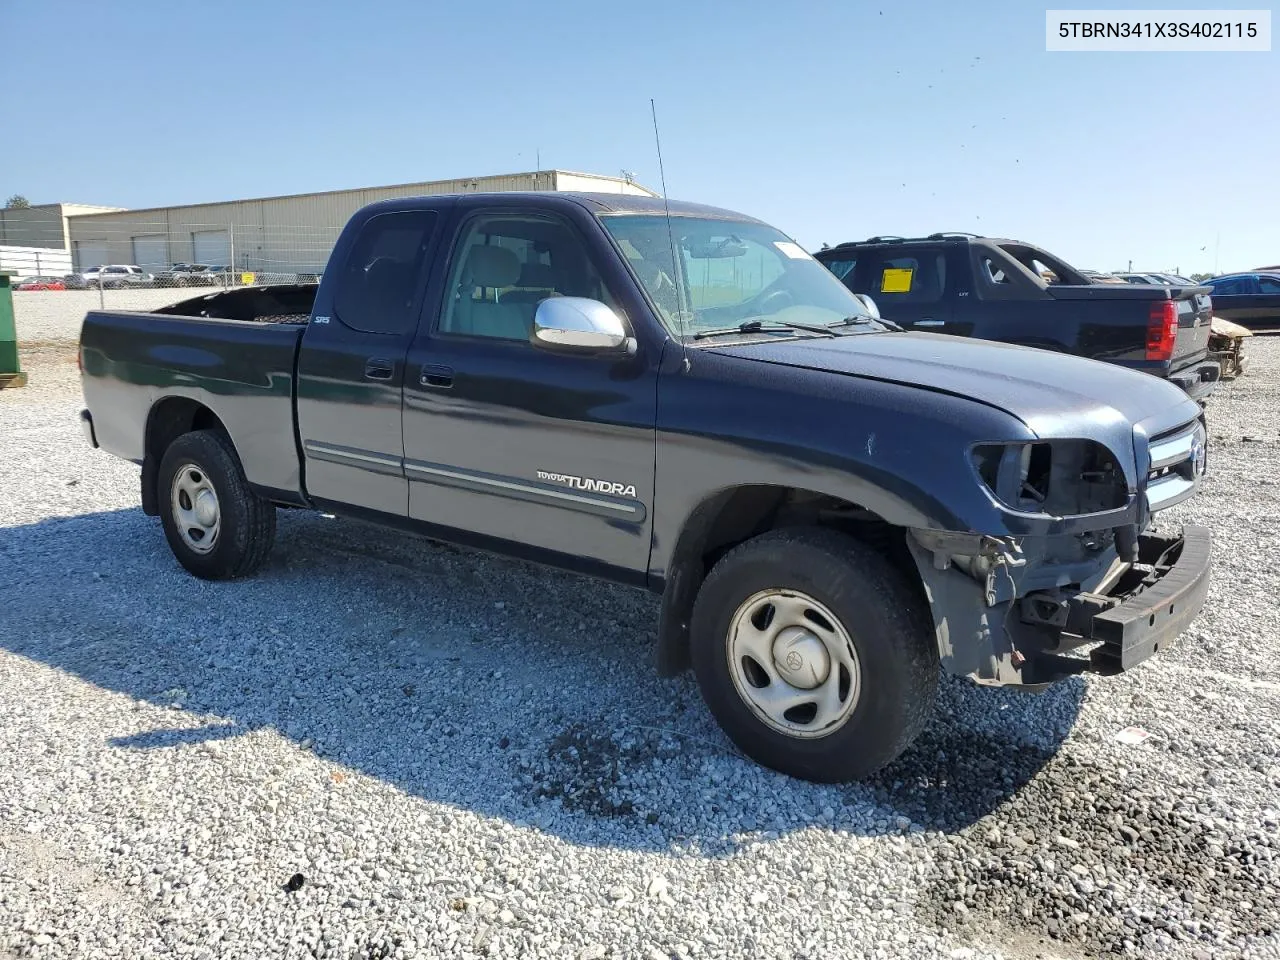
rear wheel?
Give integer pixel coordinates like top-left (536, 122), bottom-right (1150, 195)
top-left (157, 430), bottom-right (276, 580)
top-left (690, 528), bottom-right (937, 782)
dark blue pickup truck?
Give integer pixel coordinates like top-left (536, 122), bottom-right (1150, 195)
top-left (814, 234), bottom-right (1221, 401)
top-left (79, 193), bottom-right (1212, 782)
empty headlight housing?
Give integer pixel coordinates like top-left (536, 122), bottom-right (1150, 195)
top-left (971, 440), bottom-right (1129, 516)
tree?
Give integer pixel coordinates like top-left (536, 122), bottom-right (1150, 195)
top-left (4, 195), bottom-right (30, 209)
top-left (1190, 272), bottom-right (1213, 282)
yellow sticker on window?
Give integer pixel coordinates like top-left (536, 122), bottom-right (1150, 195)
top-left (881, 267), bottom-right (913, 293)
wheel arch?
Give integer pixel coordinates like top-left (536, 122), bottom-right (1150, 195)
top-left (654, 483), bottom-right (925, 677)
top-left (141, 398), bottom-right (231, 515)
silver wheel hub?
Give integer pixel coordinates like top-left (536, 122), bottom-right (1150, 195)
top-left (772, 626), bottom-right (830, 689)
top-left (171, 464), bottom-right (220, 555)
top-left (726, 589), bottom-right (861, 739)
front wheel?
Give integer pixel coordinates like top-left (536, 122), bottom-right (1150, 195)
top-left (690, 528), bottom-right (938, 782)
top-left (157, 430), bottom-right (276, 580)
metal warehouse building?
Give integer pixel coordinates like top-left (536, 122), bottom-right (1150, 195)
top-left (65, 170), bottom-right (658, 276)
top-left (0, 202), bottom-right (125, 250)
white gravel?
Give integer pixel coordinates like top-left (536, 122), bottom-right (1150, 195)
top-left (10, 289), bottom-right (206, 345)
top-left (1, 295), bottom-right (1278, 960)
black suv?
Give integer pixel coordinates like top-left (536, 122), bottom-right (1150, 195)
top-left (814, 234), bottom-right (1219, 399)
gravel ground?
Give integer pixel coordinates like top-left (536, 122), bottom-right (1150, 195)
top-left (1, 296), bottom-right (1278, 960)
top-left (10, 289), bottom-right (222, 345)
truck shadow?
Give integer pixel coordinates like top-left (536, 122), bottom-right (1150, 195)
top-left (0, 506), bottom-right (1084, 853)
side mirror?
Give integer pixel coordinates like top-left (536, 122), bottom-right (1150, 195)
top-left (851, 292), bottom-right (881, 319)
top-left (532, 297), bottom-right (636, 356)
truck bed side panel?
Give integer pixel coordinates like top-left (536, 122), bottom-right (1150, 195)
top-left (80, 310), bottom-right (306, 496)
top-left (1044, 284), bottom-right (1212, 370)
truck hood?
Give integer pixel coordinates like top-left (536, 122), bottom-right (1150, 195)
top-left (707, 332), bottom-right (1201, 441)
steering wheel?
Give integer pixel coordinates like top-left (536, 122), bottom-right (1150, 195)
top-left (753, 288), bottom-right (794, 317)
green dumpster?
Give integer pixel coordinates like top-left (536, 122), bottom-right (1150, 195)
top-left (0, 270), bottom-right (26, 389)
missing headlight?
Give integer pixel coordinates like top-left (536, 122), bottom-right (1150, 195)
top-left (971, 440), bottom-right (1128, 516)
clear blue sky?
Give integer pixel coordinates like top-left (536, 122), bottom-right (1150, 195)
top-left (4, 0), bottom-right (1276, 273)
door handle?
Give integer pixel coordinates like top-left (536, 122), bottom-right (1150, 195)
top-left (364, 358), bottom-right (395, 380)
top-left (913, 319), bottom-right (945, 327)
top-left (419, 363), bottom-right (454, 388)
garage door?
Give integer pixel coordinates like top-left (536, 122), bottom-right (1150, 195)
top-left (73, 240), bottom-right (108, 271)
top-left (192, 230), bottom-right (231, 265)
top-left (131, 235), bottom-right (168, 273)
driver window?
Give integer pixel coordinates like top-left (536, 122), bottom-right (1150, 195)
top-left (439, 214), bottom-right (618, 341)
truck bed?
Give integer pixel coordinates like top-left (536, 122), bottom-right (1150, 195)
top-left (1044, 282), bottom-right (1213, 371)
top-left (153, 284), bottom-right (319, 325)
top-left (79, 291), bottom-right (309, 498)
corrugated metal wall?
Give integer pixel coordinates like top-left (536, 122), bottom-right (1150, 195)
top-left (64, 172), bottom-right (660, 274)
top-left (0, 245), bottom-right (73, 276)
top-left (0, 205), bottom-right (66, 250)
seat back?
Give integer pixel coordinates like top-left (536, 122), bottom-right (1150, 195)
top-left (450, 245), bottom-right (527, 339)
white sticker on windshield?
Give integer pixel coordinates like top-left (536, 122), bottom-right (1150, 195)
top-left (773, 241), bottom-right (811, 260)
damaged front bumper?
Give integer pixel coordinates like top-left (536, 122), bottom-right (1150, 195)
top-left (907, 524), bottom-right (1212, 688)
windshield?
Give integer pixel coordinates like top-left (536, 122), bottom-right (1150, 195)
top-left (600, 215), bottom-right (875, 339)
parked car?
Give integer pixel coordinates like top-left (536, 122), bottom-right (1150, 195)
top-left (201, 265), bottom-right (235, 287)
top-left (102, 265), bottom-right (152, 289)
top-left (153, 264), bottom-right (194, 288)
top-left (154, 264), bottom-right (212, 288)
top-left (1199, 272), bottom-right (1280, 329)
top-left (1079, 269), bottom-right (1129, 284)
top-left (61, 272), bottom-right (91, 290)
top-left (14, 276), bottom-right (67, 291)
top-left (813, 235), bottom-right (1219, 401)
top-left (79, 192), bottom-right (1212, 783)
top-left (82, 265), bottom-right (152, 289)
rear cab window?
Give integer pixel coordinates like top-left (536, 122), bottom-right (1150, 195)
top-left (333, 210), bottom-right (439, 335)
top-left (865, 253), bottom-right (946, 303)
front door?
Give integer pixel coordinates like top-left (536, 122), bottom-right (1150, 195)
top-left (401, 205), bottom-right (658, 580)
top-left (296, 207), bottom-right (443, 515)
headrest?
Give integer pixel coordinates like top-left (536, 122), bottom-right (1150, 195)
top-left (463, 245), bottom-right (520, 288)
top-left (515, 262), bottom-right (558, 288)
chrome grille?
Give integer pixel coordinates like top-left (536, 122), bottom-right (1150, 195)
top-left (1145, 420), bottom-right (1207, 512)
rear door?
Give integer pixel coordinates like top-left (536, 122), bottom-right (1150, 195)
top-left (855, 247), bottom-right (958, 333)
top-left (295, 205), bottom-right (446, 515)
top-left (192, 230), bottom-right (231, 266)
top-left (1253, 275), bottom-right (1280, 324)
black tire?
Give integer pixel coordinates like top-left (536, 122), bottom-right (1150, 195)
top-left (157, 430), bottom-right (276, 580)
top-left (689, 527), bottom-right (938, 783)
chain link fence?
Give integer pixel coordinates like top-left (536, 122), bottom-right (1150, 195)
top-left (2, 215), bottom-right (342, 309)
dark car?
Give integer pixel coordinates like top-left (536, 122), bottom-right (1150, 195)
top-left (1199, 273), bottom-right (1280, 330)
top-left (154, 264), bottom-right (209, 288)
top-left (813, 235), bottom-right (1218, 401)
top-left (201, 265), bottom-right (236, 287)
top-left (78, 192), bottom-right (1212, 783)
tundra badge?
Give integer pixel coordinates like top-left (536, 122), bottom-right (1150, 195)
top-left (536, 470), bottom-right (637, 498)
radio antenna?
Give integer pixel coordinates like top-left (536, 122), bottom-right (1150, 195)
top-left (650, 98), bottom-right (689, 346)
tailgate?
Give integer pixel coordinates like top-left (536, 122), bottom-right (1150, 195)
top-left (1170, 287), bottom-right (1212, 369)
